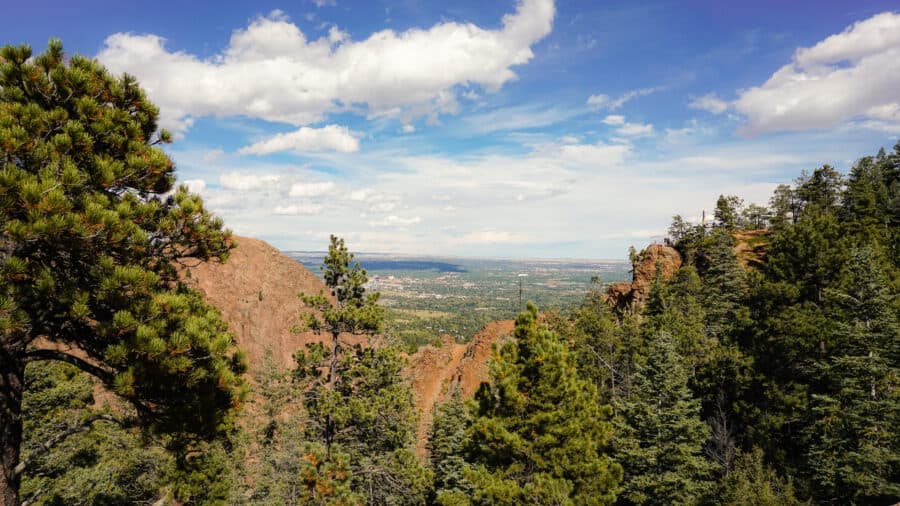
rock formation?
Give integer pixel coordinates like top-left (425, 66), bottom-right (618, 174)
top-left (404, 320), bottom-right (515, 457)
top-left (606, 243), bottom-right (682, 311)
top-left (177, 235), bottom-right (338, 370)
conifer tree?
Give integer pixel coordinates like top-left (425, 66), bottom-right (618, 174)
top-left (428, 387), bottom-right (472, 505)
top-left (804, 245), bottom-right (900, 503)
top-left (0, 41), bottom-right (246, 505)
top-left (464, 303), bottom-right (622, 505)
top-left (614, 332), bottom-right (714, 505)
top-left (720, 448), bottom-right (805, 506)
top-left (714, 195), bottom-right (743, 230)
top-left (294, 236), bottom-right (430, 505)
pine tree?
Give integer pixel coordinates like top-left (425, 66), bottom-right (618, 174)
top-left (294, 236), bottom-right (430, 505)
top-left (0, 41), bottom-right (246, 505)
top-left (804, 245), bottom-right (900, 503)
top-left (464, 302), bottom-right (622, 505)
top-left (615, 332), bottom-right (715, 505)
top-left (714, 195), bottom-right (744, 230)
top-left (428, 387), bottom-right (472, 505)
top-left (720, 448), bottom-right (805, 506)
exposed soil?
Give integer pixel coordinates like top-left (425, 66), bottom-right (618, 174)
top-left (732, 229), bottom-right (769, 270)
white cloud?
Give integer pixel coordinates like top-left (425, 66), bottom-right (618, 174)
top-left (401, 124), bottom-right (416, 133)
top-left (349, 188), bottom-right (377, 201)
top-left (617, 122), bottom-right (654, 137)
top-left (181, 179), bottom-right (206, 194)
top-left (602, 114), bottom-right (625, 125)
top-left (369, 201), bottom-right (398, 213)
top-left (588, 87), bottom-right (658, 111)
top-left (463, 103), bottom-right (581, 133)
top-left (369, 215), bottom-right (422, 227)
top-left (586, 94), bottom-right (610, 109)
top-left (96, 0), bottom-right (555, 133)
top-left (239, 125), bottom-right (360, 155)
top-left (219, 172), bottom-right (281, 190)
top-left (202, 149), bottom-right (225, 162)
top-left (688, 93), bottom-right (728, 114)
top-left (288, 181), bottom-right (336, 197)
top-left (734, 11), bottom-right (900, 134)
top-left (273, 203), bottom-right (324, 215)
top-left (459, 230), bottom-right (527, 244)
top-left (312, 0), bottom-right (336, 7)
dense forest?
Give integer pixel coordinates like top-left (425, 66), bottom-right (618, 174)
top-left (2, 43), bottom-right (899, 505)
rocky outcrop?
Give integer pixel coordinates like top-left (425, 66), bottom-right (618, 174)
top-left (606, 243), bottom-right (682, 311)
top-left (405, 320), bottom-right (515, 457)
top-left (177, 235), bottom-right (338, 370)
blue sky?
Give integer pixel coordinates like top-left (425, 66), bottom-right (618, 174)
top-left (5, 0), bottom-right (900, 258)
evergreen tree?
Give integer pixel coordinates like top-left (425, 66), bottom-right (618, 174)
top-left (714, 195), bottom-right (744, 230)
top-left (0, 41), bottom-right (246, 505)
top-left (614, 332), bottom-right (715, 505)
top-left (465, 303), bottom-right (622, 505)
top-left (795, 165), bottom-right (843, 212)
top-left (767, 184), bottom-right (798, 228)
top-left (720, 448), bottom-right (805, 506)
top-left (804, 246), bottom-right (900, 503)
top-left (295, 236), bottom-right (430, 505)
top-left (741, 204), bottom-right (770, 230)
top-left (18, 362), bottom-right (175, 505)
top-left (428, 387), bottom-right (472, 505)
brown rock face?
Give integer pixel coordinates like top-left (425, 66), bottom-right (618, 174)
top-left (405, 320), bottom-right (515, 458)
top-left (606, 243), bottom-right (682, 311)
top-left (178, 235), bottom-right (333, 370)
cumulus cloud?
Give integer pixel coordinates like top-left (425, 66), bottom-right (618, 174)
top-left (601, 115), bottom-right (625, 126)
top-left (181, 179), bottom-right (206, 194)
top-left (288, 181), bottom-right (336, 197)
top-left (273, 203), bottom-right (323, 215)
top-left (688, 93), bottom-right (728, 114)
top-left (239, 125), bottom-right (360, 155)
top-left (734, 11), bottom-right (900, 134)
top-left (96, 0), bottom-right (556, 134)
top-left (617, 122), bottom-right (654, 137)
top-left (588, 87), bottom-right (658, 111)
top-left (219, 172), bottom-right (281, 190)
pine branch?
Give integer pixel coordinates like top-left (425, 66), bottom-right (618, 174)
top-left (24, 348), bottom-right (115, 383)
top-left (13, 414), bottom-right (127, 477)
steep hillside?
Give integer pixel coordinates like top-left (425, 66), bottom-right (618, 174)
top-left (177, 235), bottom-right (334, 370)
top-left (175, 236), bottom-right (517, 458)
top-left (406, 320), bottom-right (515, 457)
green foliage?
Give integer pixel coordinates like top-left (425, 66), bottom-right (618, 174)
top-left (614, 331), bottom-right (715, 505)
top-left (720, 448), bottom-right (806, 506)
top-left (428, 387), bottom-right (472, 504)
top-left (462, 302), bottom-right (622, 505)
top-left (0, 40), bottom-right (246, 504)
top-left (295, 237), bottom-right (430, 505)
top-left (19, 362), bottom-right (174, 505)
top-left (715, 195), bottom-right (744, 230)
top-left (803, 245), bottom-right (900, 503)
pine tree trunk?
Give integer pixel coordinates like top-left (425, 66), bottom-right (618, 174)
top-left (0, 346), bottom-right (24, 506)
